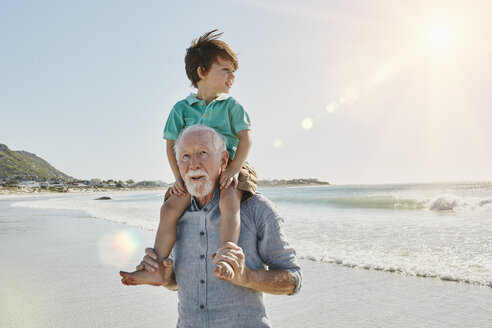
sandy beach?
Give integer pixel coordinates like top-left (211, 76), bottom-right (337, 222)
top-left (1, 196), bottom-right (491, 328)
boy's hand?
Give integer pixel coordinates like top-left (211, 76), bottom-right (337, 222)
top-left (171, 177), bottom-right (187, 196)
top-left (220, 167), bottom-right (240, 189)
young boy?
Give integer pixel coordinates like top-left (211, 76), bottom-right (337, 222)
top-left (124, 30), bottom-right (256, 282)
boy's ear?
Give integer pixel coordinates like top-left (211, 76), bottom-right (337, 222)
top-left (197, 66), bottom-right (207, 79)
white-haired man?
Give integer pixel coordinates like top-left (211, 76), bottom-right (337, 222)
top-left (120, 125), bottom-right (301, 327)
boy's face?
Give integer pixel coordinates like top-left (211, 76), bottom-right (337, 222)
top-left (199, 57), bottom-right (236, 94)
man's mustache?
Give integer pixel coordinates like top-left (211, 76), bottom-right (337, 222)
top-left (185, 169), bottom-right (209, 180)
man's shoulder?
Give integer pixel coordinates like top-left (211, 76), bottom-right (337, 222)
top-left (241, 193), bottom-right (282, 221)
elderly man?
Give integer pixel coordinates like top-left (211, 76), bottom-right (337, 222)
top-left (120, 125), bottom-right (301, 327)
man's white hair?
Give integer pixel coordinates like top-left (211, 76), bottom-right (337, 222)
top-left (174, 125), bottom-right (227, 160)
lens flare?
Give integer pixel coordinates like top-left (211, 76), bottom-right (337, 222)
top-left (301, 118), bottom-right (313, 130)
top-left (273, 138), bottom-right (283, 148)
top-left (343, 86), bottom-right (361, 104)
top-left (325, 103), bottom-right (338, 113)
top-left (371, 67), bottom-right (390, 84)
top-left (0, 273), bottom-right (54, 326)
top-left (98, 229), bottom-right (140, 268)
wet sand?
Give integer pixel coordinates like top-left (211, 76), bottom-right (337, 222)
top-left (1, 198), bottom-right (491, 327)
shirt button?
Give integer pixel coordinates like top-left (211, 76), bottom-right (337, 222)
top-left (200, 305), bottom-right (205, 309)
top-left (205, 113), bottom-right (209, 117)
top-left (200, 279), bottom-right (205, 284)
top-left (200, 254), bottom-right (205, 259)
top-left (200, 231), bottom-right (205, 236)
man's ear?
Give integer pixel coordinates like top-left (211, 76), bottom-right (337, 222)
top-left (220, 151), bottom-right (229, 171)
top-left (197, 66), bottom-right (207, 80)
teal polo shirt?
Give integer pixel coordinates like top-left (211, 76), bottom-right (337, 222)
top-left (163, 93), bottom-right (251, 160)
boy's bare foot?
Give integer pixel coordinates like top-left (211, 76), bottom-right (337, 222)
top-left (214, 261), bottom-right (235, 280)
top-left (120, 267), bottom-right (164, 286)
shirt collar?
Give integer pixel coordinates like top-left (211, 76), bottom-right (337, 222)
top-left (189, 188), bottom-right (220, 211)
top-left (185, 93), bottom-right (229, 105)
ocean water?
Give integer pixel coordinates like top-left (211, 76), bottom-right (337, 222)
top-left (10, 181), bottom-right (492, 287)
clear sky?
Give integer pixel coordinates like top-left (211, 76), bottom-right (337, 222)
top-left (2, 0), bottom-right (491, 184)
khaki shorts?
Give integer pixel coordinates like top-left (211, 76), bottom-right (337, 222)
top-left (164, 162), bottom-right (257, 202)
top-left (237, 162), bottom-right (257, 202)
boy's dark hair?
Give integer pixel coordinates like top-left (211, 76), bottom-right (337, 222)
top-left (185, 30), bottom-right (238, 88)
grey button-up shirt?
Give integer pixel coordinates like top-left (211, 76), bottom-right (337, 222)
top-left (171, 189), bottom-right (301, 328)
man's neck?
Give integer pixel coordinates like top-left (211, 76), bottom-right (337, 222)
top-left (194, 186), bottom-right (218, 208)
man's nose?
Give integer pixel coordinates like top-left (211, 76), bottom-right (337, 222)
top-left (189, 154), bottom-right (201, 169)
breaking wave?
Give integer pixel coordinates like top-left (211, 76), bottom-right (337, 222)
top-left (268, 193), bottom-right (492, 212)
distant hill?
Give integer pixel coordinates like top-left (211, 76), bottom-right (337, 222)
top-left (0, 143), bottom-right (73, 182)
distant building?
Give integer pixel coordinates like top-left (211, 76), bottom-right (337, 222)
top-left (90, 179), bottom-right (102, 187)
top-left (69, 182), bottom-right (89, 188)
top-left (17, 181), bottom-right (40, 189)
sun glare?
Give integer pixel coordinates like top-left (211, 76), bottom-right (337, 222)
top-left (427, 24), bottom-right (453, 50)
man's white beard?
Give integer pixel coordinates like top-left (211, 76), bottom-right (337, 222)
top-left (184, 169), bottom-right (214, 197)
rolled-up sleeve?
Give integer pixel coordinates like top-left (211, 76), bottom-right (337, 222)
top-left (256, 204), bottom-right (302, 295)
top-left (286, 268), bottom-right (302, 295)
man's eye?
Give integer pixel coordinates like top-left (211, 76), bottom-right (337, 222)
top-left (181, 154), bottom-right (190, 161)
top-left (200, 151), bottom-right (208, 157)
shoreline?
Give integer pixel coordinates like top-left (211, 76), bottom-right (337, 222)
top-left (5, 188), bottom-right (492, 288)
top-left (0, 183), bottom-right (331, 198)
top-left (0, 186), bottom-right (165, 196)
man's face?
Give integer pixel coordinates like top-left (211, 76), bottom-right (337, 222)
top-left (176, 131), bottom-right (227, 198)
top-left (200, 57), bottom-right (235, 94)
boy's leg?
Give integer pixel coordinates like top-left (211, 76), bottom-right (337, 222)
top-left (119, 193), bottom-right (191, 286)
top-left (216, 188), bottom-right (242, 280)
top-left (154, 193), bottom-right (192, 260)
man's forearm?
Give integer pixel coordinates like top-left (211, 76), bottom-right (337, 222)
top-left (242, 268), bottom-right (296, 295)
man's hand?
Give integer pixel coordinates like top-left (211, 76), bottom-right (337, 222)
top-left (171, 177), bottom-right (187, 196)
top-left (219, 167), bottom-right (240, 189)
top-left (212, 242), bottom-right (297, 295)
top-left (212, 242), bottom-right (250, 287)
top-left (136, 247), bottom-right (161, 272)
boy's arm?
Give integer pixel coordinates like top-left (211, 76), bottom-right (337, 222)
top-left (166, 139), bottom-right (187, 195)
top-left (219, 129), bottom-right (252, 189)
